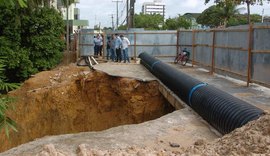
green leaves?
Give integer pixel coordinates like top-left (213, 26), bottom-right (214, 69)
top-left (17, 0), bottom-right (27, 7)
top-left (134, 13), bottom-right (164, 30)
top-left (0, 96), bottom-right (17, 139)
top-left (0, 59), bottom-right (18, 138)
top-left (21, 7), bottom-right (65, 71)
top-left (0, 0), bottom-right (27, 7)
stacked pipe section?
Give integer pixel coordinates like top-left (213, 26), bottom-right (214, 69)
top-left (139, 52), bottom-right (264, 134)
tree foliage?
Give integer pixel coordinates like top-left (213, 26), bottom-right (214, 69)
top-left (0, 58), bottom-right (19, 138)
top-left (0, 0), bottom-right (27, 7)
top-left (197, 2), bottom-right (241, 28)
top-left (204, 0), bottom-right (270, 23)
top-left (21, 7), bottom-right (65, 71)
top-left (0, 2), bottom-right (65, 138)
top-left (0, 5), bottom-right (65, 81)
top-left (164, 15), bottom-right (192, 30)
top-left (134, 13), bottom-right (164, 30)
top-left (197, 5), bottom-right (223, 28)
top-left (197, 3), bottom-right (262, 27)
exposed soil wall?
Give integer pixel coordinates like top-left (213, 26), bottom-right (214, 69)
top-left (0, 65), bottom-right (174, 152)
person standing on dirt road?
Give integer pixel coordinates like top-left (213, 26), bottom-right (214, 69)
top-left (106, 36), bottom-right (111, 60)
top-left (99, 34), bottom-right (104, 56)
top-left (120, 34), bottom-right (131, 63)
top-left (93, 34), bottom-right (102, 57)
top-left (110, 34), bottom-right (116, 61)
top-left (114, 34), bottom-right (122, 62)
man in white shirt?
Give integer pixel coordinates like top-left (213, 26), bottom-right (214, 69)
top-left (120, 34), bottom-right (131, 63)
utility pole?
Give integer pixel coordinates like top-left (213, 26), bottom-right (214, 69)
top-left (126, 0), bottom-right (129, 29)
top-left (111, 14), bottom-right (115, 30)
top-left (112, 0), bottom-right (123, 30)
top-left (129, 0), bottom-right (135, 28)
top-left (262, 8), bottom-right (264, 23)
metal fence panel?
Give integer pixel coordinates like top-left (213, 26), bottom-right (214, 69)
top-left (253, 28), bottom-right (270, 50)
top-left (195, 31), bottom-right (213, 45)
top-left (252, 53), bottom-right (270, 84)
top-left (215, 48), bottom-right (248, 76)
top-left (78, 25), bottom-right (270, 87)
top-left (215, 31), bottom-right (248, 48)
top-left (135, 31), bottom-right (177, 45)
top-left (136, 46), bottom-right (176, 56)
top-left (179, 31), bottom-right (193, 45)
top-left (79, 29), bottom-right (95, 56)
top-left (252, 26), bottom-right (270, 84)
top-left (195, 46), bottom-right (212, 66)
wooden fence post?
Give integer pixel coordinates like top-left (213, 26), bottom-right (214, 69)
top-left (211, 30), bottom-right (216, 74)
top-left (134, 32), bottom-right (137, 62)
top-left (247, 24), bottom-right (253, 87)
top-left (192, 30), bottom-right (196, 67)
top-left (176, 30), bottom-right (180, 56)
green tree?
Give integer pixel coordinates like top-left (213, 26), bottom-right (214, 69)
top-left (0, 0), bottom-right (27, 7)
top-left (217, 1), bottom-right (241, 27)
top-left (205, 0), bottom-right (270, 24)
top-left (227, 14), bottom-right (261, 26)
top-left (198, 2), bottom-right (241, 27)
top-left (0, 58), bottom-right (19, 138)
top-left (165, 18), bottom-right (178, 30)
top-left (176, 15), bottom-right (192, 29)
top-left (134, 13), bottom-right (164, 30)
top-left (197, 5), bottom-right (223, 28)
top-left (21, 7), bottom-right (65, 71)
top-left (164, 15), bottom-right (192, 30)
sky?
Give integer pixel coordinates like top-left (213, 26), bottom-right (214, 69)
top-left (76, 0), bottom-right (270, 28)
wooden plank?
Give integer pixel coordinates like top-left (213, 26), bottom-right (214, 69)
top-left (251, 50), bottom-right (270, 53)
top-left (211, 31), bottom-right (216, 75)
top-left (247, 24), bottom-right (253, 87)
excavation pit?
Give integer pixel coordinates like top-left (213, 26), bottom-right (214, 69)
top-left (0, 64), bottom-right (175, 152)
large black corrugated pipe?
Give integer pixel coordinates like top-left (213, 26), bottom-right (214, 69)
top-left (139, 52), bottom-right (203, 103)
top-left (139, 52), bottom-right (264, 134)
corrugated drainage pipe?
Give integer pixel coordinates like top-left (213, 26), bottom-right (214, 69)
top-left (139, 52), bottom-right (264, 134)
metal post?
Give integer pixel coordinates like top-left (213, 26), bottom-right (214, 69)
top-left (130, 0), bottom-right (135, 28)
top-left (247, 24), bottom-right (253, 87)
top-left (126, 0), bottom-right (129, 29)
top-left (134, 32), bottom-right (137, 61)
top-left (211, 30), bottom-right (216, 75)
top-left (176, 30), bottom-right (180, 56)
top-left (192, 30), bottom-right (196, 67)
top-left (112, 0), bottom-right (123, 30)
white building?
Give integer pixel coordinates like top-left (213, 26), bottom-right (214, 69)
top-left (56, 0), bottom-right (88, 33)
top-left (142, 0), bottom-right (165, 16)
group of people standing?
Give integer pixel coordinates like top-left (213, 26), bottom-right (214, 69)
top-left (93, 33), bottom-right (131, 63)
top-left (106, 34), bottom-right (131, 63)
top-left (93, 34), bottom-right (103, 57)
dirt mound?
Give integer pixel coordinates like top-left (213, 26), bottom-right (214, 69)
top-left (35, 112), bottom-right (270, 155)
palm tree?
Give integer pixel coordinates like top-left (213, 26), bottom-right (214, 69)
top-left (217, 1), bottom-right (241, 27)
top-left (0, 58), bottom-right (19, 138)
top-left (205, 0), bottom-right (270, 24)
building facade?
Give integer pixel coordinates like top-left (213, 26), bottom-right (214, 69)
top-left (55, 0), bottom-right (88, 33)
top-left (142, 0), bottom-right (165, 16)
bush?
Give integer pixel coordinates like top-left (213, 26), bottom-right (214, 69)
top-left (21, 7), bottom-right (65, 71)
top-left (0, 6), bottom-right (65, 82)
